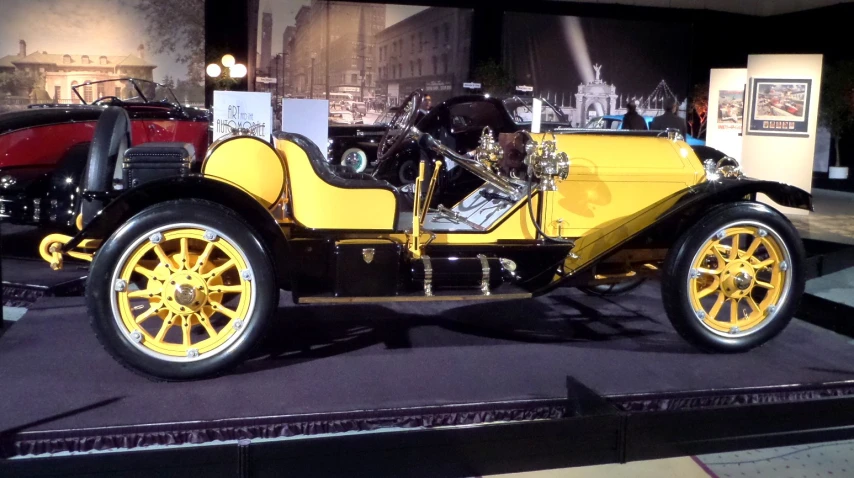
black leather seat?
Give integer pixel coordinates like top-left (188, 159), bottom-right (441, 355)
top-left (274, 131), bottom-right (400, 198)
top-left (80, 106), bottom-right (131, 227)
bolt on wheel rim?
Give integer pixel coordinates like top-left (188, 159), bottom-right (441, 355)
top-left (110, 226), bottom-right (254, 361)
top-left (687, 223), bottom-right (792, 337)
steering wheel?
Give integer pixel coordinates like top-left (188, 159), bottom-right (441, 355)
top-left (376, 89), bottom-right (423, 163)
top-left (92, 96), bottom-right (122, 106)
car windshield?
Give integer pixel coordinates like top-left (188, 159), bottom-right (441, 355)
top-left (375, 108), bottom-right (399, 125)
top-left (503, 97), bottom-right (565, 125)
top-left (72, 79), bottom-right (179, 106)
top-left (586, 117), bottom-right (623, 129)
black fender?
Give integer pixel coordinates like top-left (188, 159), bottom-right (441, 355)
top-left (64, 175), bottom-right (294, 291)
top-left (538, 178), bottom-right (811, 294)
top-left (633, 178), bottom-right (812, 248)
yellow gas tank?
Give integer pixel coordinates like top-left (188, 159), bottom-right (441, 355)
top-left (202, 135), bottom-right (286, 209)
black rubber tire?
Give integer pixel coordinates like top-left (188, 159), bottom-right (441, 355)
top-left (398, 159), bottom-right (418, 185)
top-left (87, 199), bottom-right (279, 381)
top-left (661, 201), bottom-right (805, 353)
top-left (579, 277), bottom-right (646, 297)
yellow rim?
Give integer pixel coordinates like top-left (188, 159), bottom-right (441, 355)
top-left (688, 224), bottom-right (790, 336)
top-left (113, 227), bottom-right (253, 359)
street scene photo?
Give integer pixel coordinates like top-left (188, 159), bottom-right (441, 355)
top-left (253, 1), bottom-right (472, 126)
top-left (754, 82), bottom-right (808, 120)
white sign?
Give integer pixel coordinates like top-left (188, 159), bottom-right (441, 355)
top-left (516, 85), bottom-right (534, 92)
top-left (532, 98), bottom-right (543, 134)
top-left (213, 91), bottom-right (272, 141)
top-left (463, 82), bottom-right (482, 89)
top-left (256, 77), bottom-right (278, 84)
top-left (426, 81), bottom-right (452, 92)
top-left (339, 86), bottom-right (361, 93)
top-left (281, 99), bottom-right (330, 160)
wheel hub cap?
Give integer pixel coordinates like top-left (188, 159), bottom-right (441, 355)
top-left (734, 271), bottom-right (752, 290)
top-left (163, 271), bottom-right (208, 314)
top-left (721, 261), bottom-right (755, 299)
top-left (174, 284), bottom-right (197, 306)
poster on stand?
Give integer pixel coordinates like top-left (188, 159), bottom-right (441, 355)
top-left (747, 78), bottom-right (812, 137)
top-left (212, 91), bottom-right (273, 141)
top-left (716, 90), bottom-right (745, 131)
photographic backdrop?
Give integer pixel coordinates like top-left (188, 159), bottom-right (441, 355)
top-left (0, 0), bottom-right (205, 113)
top-left (503, 13), bottom-right (692, 127)
top-left (253, 1), bottom-right (472, 126)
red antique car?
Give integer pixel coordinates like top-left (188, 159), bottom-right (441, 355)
top-left (0, 78), bottom-right (209, 230)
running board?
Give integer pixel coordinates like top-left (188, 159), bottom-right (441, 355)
top-left (298, 292), bottom-right (532, 304)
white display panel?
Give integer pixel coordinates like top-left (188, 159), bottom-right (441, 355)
top-left (742, 54), bottom-right (823, 215)
top-left (281, 99), bottom-right (330, 160)
top-left (212, 91), bottom-right (273, 142)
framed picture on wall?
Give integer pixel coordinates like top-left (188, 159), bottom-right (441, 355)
top-left (747, 78), bottom-right (812, 137)
top-left (716, 88), bottom-right (745, 131)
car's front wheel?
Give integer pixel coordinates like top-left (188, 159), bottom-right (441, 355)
top-left (87, 200), bottom-right (278, 380)
top-left (661, 202), bottom-right (804, 352)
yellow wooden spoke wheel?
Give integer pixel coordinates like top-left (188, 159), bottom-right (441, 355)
top-left (687, 223), bottom-right (792, 338)
top-left (109, 225), bottom-right (256, 362)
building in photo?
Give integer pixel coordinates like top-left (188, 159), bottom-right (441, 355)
top-left (0, 39), bottom-right (155, 103)
top-left (260, 10), bottom-right (273, 76)
top-left (375, 7), bottom-right (472, 106)
top-left (287, 1), bottom-right (385, 101)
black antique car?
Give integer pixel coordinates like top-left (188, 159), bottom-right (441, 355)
top-left (327, 92), bottom-right (571, 184)
top-left (327, 107), bottom-right (398, 173)
top-left (0, 78), bottom-right (209, 230)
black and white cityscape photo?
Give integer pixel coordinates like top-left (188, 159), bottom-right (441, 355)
top-left (253, 1), bottom-right (471, 125)
top-left (503, 13), bottom-right (692, 127)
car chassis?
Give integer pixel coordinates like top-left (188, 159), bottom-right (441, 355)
top-left (37, 91), bottom-right (811, 380)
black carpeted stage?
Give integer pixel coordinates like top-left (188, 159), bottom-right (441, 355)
top-left (4, 282), bottom-right (854, 462)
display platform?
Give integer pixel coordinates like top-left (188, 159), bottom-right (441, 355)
top-left (1, 258), bottom-right (88, 307)
top-left (1, 225), bottom-right (88, 307)
top-left (5, 284), bottom-right (854, 477)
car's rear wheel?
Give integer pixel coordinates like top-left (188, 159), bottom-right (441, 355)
top-left (87, 200), bottom-right (278, 380)
top-left (662, 202), bottom-right (804, 352)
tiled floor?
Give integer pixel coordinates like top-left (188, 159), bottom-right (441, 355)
top-left (788, 189), bottom-right (854, 245)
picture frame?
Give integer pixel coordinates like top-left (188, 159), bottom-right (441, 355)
top-left (746, 78), bottom-right (812, 137)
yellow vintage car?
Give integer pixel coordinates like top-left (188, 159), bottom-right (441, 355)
top-left (39, 92), bottom-right (811, 380)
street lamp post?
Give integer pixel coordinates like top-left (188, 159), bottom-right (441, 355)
top-left (310, 52), bottom-right (317, 99)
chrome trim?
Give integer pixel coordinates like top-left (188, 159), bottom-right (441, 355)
top-left (477, 254), bottom-right (491, 296)
top-left (436, 205), bottom-right (487, 231)
top-left (408, 127), bottom-right (522, 201)
top-left (524, 134), bottom-right (570, 192)
top-left (362, 248), bottom-right (375, 264)
top-left (422, 255), bottom-right (433, 296)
